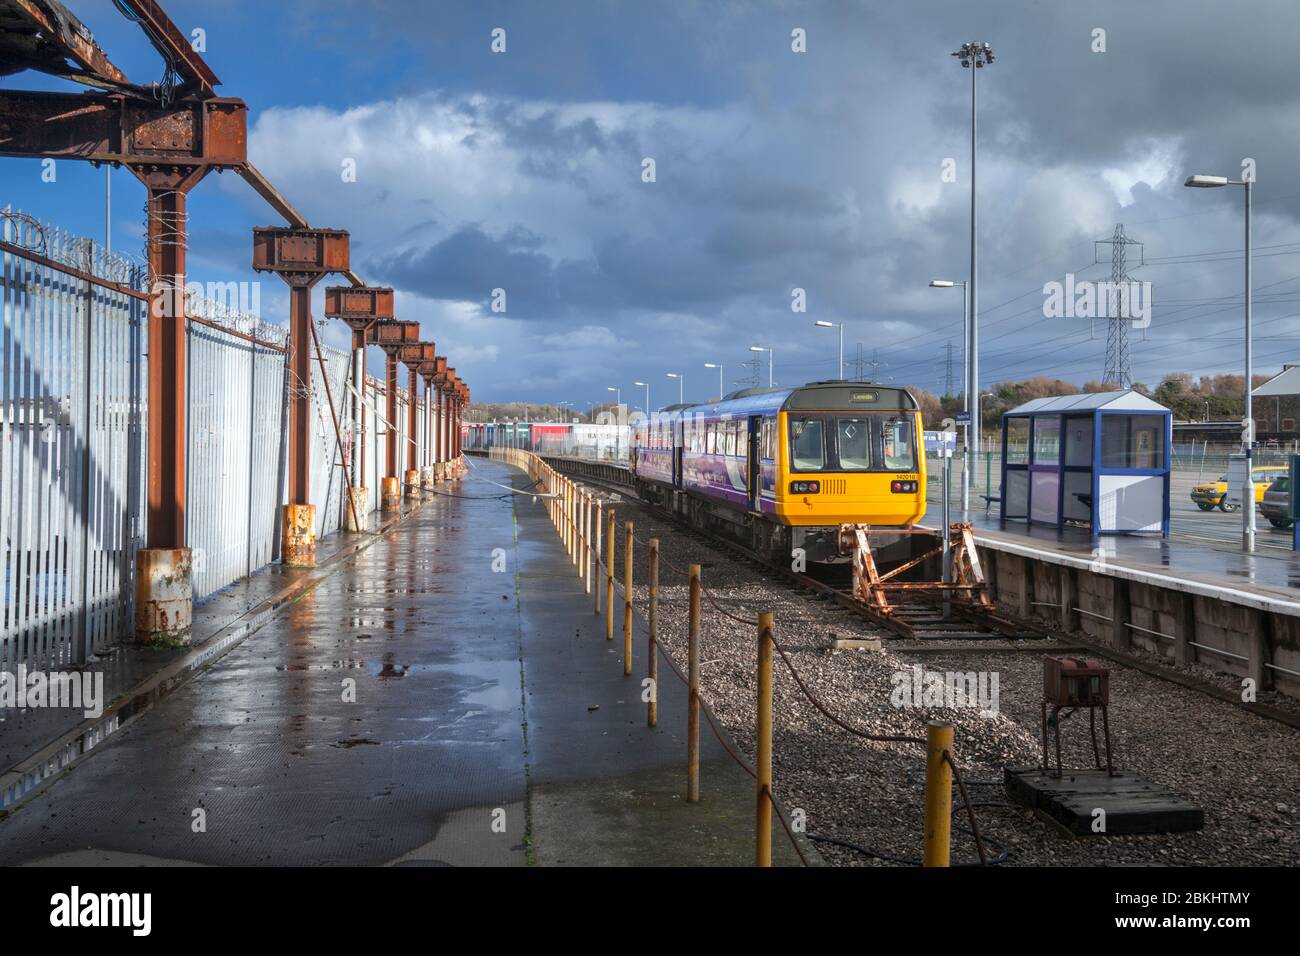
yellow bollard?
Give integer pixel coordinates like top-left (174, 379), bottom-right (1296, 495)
top-left (564, 481), bottom-right (574, 564)
top-left (923, 721), bottom-right (954, 867)
top-left (578, 491), bottom-right (587, 581)
top-left (584, 494), bottom-right (593, 593)
top-left (623, 521), bottom-right (634, 676)
top-left (647, 538), bottom-right (659, 726)
top-left (687, 564), bottom-right (701, 802)
top-left (594, 500), bottom-right (603, 616)
top-left (756, 611), bottom-right (774, 867)
top-left (605, 509), bottom-right (616, 641)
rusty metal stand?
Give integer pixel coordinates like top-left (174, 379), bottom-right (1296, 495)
top-left (843, 521), bottom-right (993, 637)
top-left (1041, 701), bottom-right (1115, 779)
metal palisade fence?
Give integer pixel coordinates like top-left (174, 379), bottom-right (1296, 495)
top-left (2, 210), bottom-right (147, 668)
top-left (2, 208), bottom-right (410, 667)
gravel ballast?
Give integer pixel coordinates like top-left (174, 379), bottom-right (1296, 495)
top-left (577, 485), bottom-right (1300, 867)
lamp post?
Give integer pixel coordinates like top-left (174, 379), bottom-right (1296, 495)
top-left (704, 363), bottom-right (724, 400)
top-left (814, 321), bottom-right (843, 380)
top-left (667, 372), bottom-right (683, 404)
top-left (607, 387), bottom-right (623, 459)
top-left (930, 279), bottom-right (970, 512)
top-left (952, 40), bottom-right (994, 512)
top-left (1185, 172), bottom-right (1254, 552)
top-left (749, 345), bottom-right (773, 387)
top-left (634, 381), bottom-right (650, 414)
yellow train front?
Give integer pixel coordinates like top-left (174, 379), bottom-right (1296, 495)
top-left (631, 381), bottom-right (927, 565)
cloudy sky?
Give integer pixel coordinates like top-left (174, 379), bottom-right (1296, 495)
top-left (9, 0), bottom-right (1300, 408)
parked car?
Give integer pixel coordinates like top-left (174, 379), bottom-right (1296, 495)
top-left (1260, 476), bottom-right (1293, 529)
top-left (1190, 465), bottom-right (1287, 512)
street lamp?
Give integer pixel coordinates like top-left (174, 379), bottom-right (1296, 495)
top-left (1185, 171), bottom-right (1254, 552)
top-left (930, 279), bottom-right (971, 512)
top-left (749, 345), bottom-right (773, 387)
top-left (704, 363), bottom-right (724, 400)
top-left (666, 372), bottom-right (683, 404)
top-left (607, 387), bottom-right (623, 458)
top-left (952, 40), bottom-right (994, 519)
top-left (814, 321), bottom-right (843, 380)
top-left (634, 381), bottom-right (650, 414)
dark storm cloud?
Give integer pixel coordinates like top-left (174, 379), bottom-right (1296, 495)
top-left (255, 0), bottom-right (1300, 401)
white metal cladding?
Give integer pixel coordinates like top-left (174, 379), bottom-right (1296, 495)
top-left (184, 295), bottom-right (290, 601)
top-left (2, 212), bottom-right (147, 667)
top-left (307, 339), bottom-right (350, 540)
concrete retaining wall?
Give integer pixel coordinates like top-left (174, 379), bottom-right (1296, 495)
top-left (983, 545), bottom-right (1300, 700)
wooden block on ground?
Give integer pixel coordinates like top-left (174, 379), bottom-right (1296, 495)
top-left (1005, 766), bottom-right (1203, 836)
top-left (831, 637), bottom-right (882, 652)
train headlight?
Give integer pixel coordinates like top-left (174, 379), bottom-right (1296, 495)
top-left (890, 480), bottom-right (918, 494)
top-left (789, 480), bottom-right (820, 494)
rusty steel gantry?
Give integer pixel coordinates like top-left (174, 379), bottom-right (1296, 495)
top-left (370, 319), bottom-right (421, 511)
top-left (250, 227), bottom-right (350, 566)
top-left (0, 0), bottom-right (471, 645)
top-left (323, 285), bottom-right (395, 528)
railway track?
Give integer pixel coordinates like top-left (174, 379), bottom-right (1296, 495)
top-left (513, 454), bottom-right (1300, 729)
top-left (551, 459), bottom-right (1042, 643)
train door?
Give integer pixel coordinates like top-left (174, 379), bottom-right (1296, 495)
top-left (747, 416), bottom-right (762, 512)
top-left (673, 418), bottom-right (684, 489)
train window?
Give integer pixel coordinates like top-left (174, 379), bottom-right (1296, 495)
top-left (790, 417), bottom-right (825, 470)
top-left (837, 418), bottom-right (871, 469)
top-left (706, 422), bottom-right (716, 455)
top-left (881, 417), bottom-right (915, 470)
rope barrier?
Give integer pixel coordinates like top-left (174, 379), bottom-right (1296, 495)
top-left (491, 447), bottom-right (997, 868)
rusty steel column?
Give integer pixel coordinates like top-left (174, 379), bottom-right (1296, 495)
top-left (252, 228), bottom-right (349, 566)
top-left (405, 365), bottom-right (421, 499)
top-left (436, 387), bottom-right (444, 470)
top-left (135, 173), bottom-right (204, 646)
top-left (352, 327), bottom-right (366, 489)
top-left (288, 284), bottom-right (314, 504)
top-left (383, 352), bottom-right (400, 510)
top-left (281, 282), bottom-right (320, 564)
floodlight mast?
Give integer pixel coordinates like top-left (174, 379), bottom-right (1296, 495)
top-left (950, 40), bottom-right (994, 492)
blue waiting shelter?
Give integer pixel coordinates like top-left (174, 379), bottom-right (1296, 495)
top-left (1000, 390), bottom-right (1173, 536)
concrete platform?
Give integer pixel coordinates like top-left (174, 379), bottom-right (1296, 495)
top-left (1005, 766), bottom-right (1204, 836)
top-left (0, 459), bottom-right (800, 867)
top-left (922, 510), bottom-right (1300, 607)
top-left (0, 500), bottom-right (424, 787)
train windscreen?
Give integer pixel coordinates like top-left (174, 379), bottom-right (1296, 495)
top-left (789, 414), bottom-right (916, 472)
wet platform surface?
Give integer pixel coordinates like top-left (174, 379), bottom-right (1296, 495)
top-left (0, 459), bottom-right (791, 866)
top-left (0, 501), bottom-right (421, 779)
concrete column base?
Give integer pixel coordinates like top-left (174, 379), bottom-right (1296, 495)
top-left (420, 467), bottom-right (436, 491)
top-left (381, 476), bottom-right (401, 512)
top-left (134, 547), bottom-right (193, 647)
top-left (282, 503), bottom-right (317, 567)
top-left (434, 462), bottom-right (445, 482)
top-left (404, 468), bottom-right (422, 499)
top-left (345, 486), bottom-right (369, 532)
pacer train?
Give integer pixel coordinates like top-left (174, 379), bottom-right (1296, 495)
top-left (631, 381), bottom-right (926, 565)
